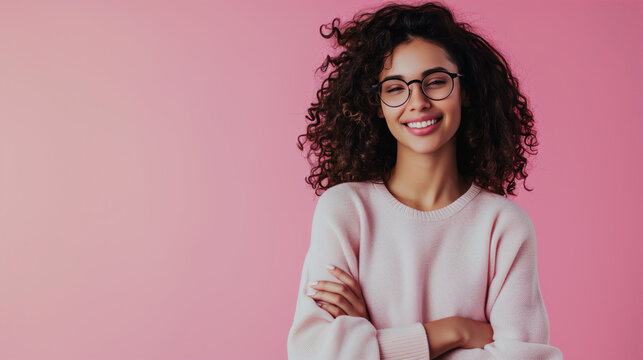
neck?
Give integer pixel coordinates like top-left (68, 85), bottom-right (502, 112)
top-left (385, 138), bottom-right (470, 212)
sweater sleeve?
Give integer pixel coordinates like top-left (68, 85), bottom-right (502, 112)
top-left (439, 205), bottom-right (563, 360)
top-left (287, 187), bottom-right (430, 360)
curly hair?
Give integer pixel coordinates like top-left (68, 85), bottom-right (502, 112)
top-left (296, 1), bottom-right (538, 197)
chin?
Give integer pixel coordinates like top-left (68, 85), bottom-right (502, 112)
top-left (402, 142), bottom-right (444, 154)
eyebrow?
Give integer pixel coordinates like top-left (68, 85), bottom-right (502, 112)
top-left (380, 66), bottom-right (449, 82)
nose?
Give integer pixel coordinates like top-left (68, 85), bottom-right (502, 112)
top-left (406, 82), bottom-right (432, 110)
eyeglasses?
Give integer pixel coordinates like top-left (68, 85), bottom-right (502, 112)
top-left (370, 70), bottom-right (464, 107)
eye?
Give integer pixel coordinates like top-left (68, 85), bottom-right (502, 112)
top-left (425, 80), bottom-right (446, 87)
top-left (385, 87), bottom-right (404, 93)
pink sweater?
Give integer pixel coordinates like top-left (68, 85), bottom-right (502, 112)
top-left (287, 181), bottom-right (563, 359)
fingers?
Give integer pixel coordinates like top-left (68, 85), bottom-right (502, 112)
top-left (317, 301), bottom-right (347, 318)
top-left (309, 281), bottom-right (363, 312)
top-left (326, 265), bottom-right (364, 298)
top-left (307, 287), bottom-right (358, 316)
top-left (306, 265), bottom-right (368, 318)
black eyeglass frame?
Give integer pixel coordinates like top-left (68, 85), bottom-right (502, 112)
top-left (370, 70), bottom-right (464, 107)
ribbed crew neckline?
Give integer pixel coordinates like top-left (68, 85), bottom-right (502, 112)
top-left (372, 181), bottom-right (481, 221)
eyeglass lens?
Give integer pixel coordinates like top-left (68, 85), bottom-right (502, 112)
top-left (379, 71), bottom-right (454, 107)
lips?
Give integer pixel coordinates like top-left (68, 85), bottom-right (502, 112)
top-left (403, 116), bottom-right (442, 135)
top-left (402, 114), bottom-right (443, 125)
top-left (403, 116), bottom-right (443, 127)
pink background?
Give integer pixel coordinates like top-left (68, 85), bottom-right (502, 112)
top-left (0, 0), bottom-right (640, 359)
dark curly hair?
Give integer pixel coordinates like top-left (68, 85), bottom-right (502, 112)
top-left (296, 1), bottom-right (538, 197)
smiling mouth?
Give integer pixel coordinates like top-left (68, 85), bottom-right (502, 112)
top-left (403, 117), bottom-right (443, 128)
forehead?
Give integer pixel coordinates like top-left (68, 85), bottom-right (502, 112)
top-left (379, 38), bottom-right (456, 81)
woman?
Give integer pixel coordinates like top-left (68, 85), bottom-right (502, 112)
top-left (287, 2), bottom-right (563, 359)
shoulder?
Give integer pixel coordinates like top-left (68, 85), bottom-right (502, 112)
top-left (315, 181), bottom-right (372, 209)
top-left (313, 181), bottom-right (373, 222)
top-left (309, 182), bottom-right (371, 251)
top-left (475, 188), bottom-right (536, 241)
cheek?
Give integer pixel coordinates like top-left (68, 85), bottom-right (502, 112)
top-left (382, 106), bottom-right (403, 120)
top-left (384, 117), bottom-right (403, 136)
top-left (445, 100), bottom-right (462, 119)
top-left (378, 104), bottom-right (394, 119)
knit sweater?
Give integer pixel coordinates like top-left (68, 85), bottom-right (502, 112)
top-left (287, 181), bottom-right (563, 359)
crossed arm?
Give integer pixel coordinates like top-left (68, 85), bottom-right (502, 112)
top-left (287, 191), bottom-right (563, 359)
top-left (307, 264), bottom-right (493, 358)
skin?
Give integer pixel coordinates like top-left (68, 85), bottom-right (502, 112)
top-left (307, 37), bottom-right (494, 357)
top-left (308, 266), bottom-right (493, 357)
top-left (307, 266), bottom-right (371, 321)
top-left (377, 36), bottom-right (471, 211)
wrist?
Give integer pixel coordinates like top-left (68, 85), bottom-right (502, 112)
top-left (449, 316), bottom-right (468, 348)
top-left (423, 316), bottom-right (464, 358)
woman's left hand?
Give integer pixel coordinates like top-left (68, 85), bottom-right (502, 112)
top-left (307, 265), bottom-right (371, 321)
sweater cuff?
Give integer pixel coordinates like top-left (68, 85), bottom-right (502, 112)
top-left (376, 322), bottom-right (430, 359)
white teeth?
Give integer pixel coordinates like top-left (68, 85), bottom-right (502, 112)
top-left (406, 118), bottom-right (441, 128)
